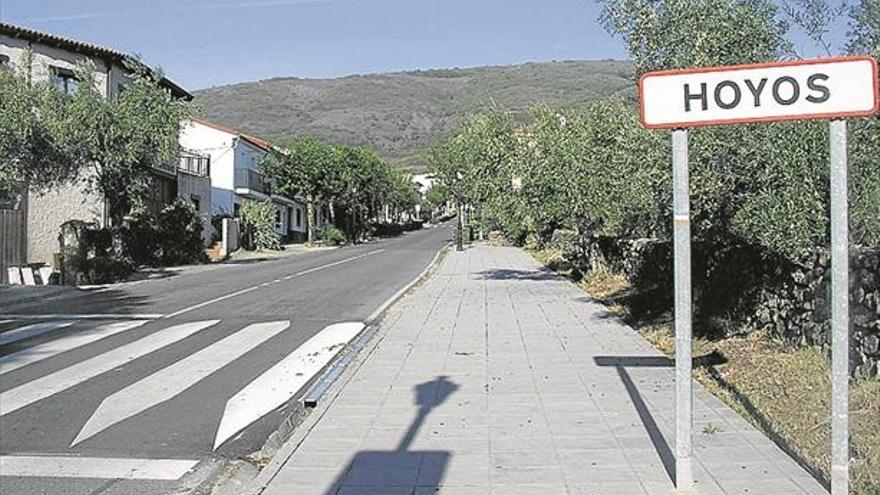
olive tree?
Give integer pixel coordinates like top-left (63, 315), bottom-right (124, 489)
top-left (598, 0), bottom-right (793, 77)
top-left (0, 54), bottom-right (79, 202)
top-left (64, 61), bottom-right (189, 223)
top-left (847, 0), bottom-right (880, 58)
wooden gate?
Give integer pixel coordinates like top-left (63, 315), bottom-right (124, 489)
top-left (1, 202), bottom-right (27, 284)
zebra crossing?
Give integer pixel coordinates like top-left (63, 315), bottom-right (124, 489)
top-left (0, 316), bottom-right (365, 482)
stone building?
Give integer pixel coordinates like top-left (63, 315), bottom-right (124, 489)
top-left (0, 22), bottom-right (201, 282)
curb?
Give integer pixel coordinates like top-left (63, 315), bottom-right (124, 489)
top-left (365, 243), bottom-right (449, 324)
top-left (238, 243), bottom-right (451, 495)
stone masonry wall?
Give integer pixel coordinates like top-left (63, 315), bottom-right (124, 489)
top-left (548, 230), bottom-right (880, 379)
top-left (747, 248), bottom-right (879, 379)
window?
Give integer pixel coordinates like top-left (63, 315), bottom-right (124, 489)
top-left (233, 203), bottom-right (241, 217)
top-left (51, 67), bottom-right (79, 95)
top-left (295, 208), bottom-right (302, 228)
top-left (274, 209), bottom-right (282, 231)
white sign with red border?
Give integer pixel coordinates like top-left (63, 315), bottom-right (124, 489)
top-left (639, 57), bottom-right (879, 129)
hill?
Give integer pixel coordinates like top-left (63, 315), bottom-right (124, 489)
top-left (192, 60), bottom-right (634, 170)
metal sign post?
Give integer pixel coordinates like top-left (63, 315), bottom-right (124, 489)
top-left (638, 56), bottom-right (878, 494)
top-left (829, 119), bottom-right (849, 495)
top-left (672, 128), bottom-right (693, 489)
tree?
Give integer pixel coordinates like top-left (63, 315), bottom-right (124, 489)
top-left (0, 52), bottom-right (79, 202)
top-left (598, 0), bottom-right (793, 77)
top-left (429, 109), bottom-right (517, 247)
top-left (782, 0), bottom-right (848, 56)
top-left (63, 61), bottom-right (189, 223)
top-left (261, 137), bottom-right (339, 244)
top-left (847, 0), bottom-right (880, 57)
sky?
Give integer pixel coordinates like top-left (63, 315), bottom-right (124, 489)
top-left (0, 0), bottom-right (851, 91)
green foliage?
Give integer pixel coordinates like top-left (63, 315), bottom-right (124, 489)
top-left (422, 183), bottom-right (451, 220)
top-left (155, 199), bottom-right (207, 265)
top-left (598, 0), bottom-right (792, 76)
top-left (319, 225), bottom-right (347, 245)
top-left (239, 200), bottom-right (281, 251)
top-left (67, 199), bottom-right (206, 283)
top-left (849, 116), bottom-right (880, 245)
top-left (117, 199), bottom-right (207, 267)
top-left (78, 225), bottom-right (134, 284)
top-left (429, 108), bottom-right (517, 233)
top-left (847, 0), bottom-right (880, 57)
top-left (0, 55), bottom-right (79, 194)
top-left (65, 61), bottom-right (190, 222)
top-left (433, 99), bottom-right (880, 262)
top-left (263, 137), bottom-right (419, 243)
top-left (431, 101), bottom-right (670, 246)
top-left (0, 56), bottom-right (190, 222)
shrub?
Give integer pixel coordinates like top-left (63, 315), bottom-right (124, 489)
top-left (78, 225), bottom-right (134, 284)
top-left (240, 200), bottom-right (280, 251)
top-left (118, 209), bottom-right (160, 267)
top-left (116, 199), bottom-right (206, 267)
top-left (156, 199), bottom-right (207, 265)
top-left (372, 222), bottom-right (404, 237)
top-left (320, 226), bottom-right (346, 245)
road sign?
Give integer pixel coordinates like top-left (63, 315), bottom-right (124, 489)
top-left (639, 57), bottom-right (878, 129)
top-left (639, 56), bottom-right (878, 494)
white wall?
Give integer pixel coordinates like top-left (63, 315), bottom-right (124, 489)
top-left (179, 121), bottom-right (237, 216)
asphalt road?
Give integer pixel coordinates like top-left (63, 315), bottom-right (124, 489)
top-left (0, 223), bottom-right (453, 495)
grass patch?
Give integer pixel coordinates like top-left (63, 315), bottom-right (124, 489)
top-left (578, 270), bottom-right (630, 300)
top-left (529, 247), bottom-right (880, 494)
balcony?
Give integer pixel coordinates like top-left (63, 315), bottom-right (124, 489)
top-left (235, 169), bottom-right (272, 195)
top-left (179, 153), bottom-right (210, 177)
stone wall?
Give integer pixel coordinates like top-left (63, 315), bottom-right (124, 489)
top-left (548, 230), bottom-right (880, 378)
top-left (747, 248), bottom-right (879, 379)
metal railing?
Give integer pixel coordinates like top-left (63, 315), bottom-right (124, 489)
top-left (235, 168), bottom-right (271, 195)
top-left (179, 155), bottom-right (210, 176)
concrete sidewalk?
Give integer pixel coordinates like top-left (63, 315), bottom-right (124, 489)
top-left (257, 245), bottom-right (827, 495)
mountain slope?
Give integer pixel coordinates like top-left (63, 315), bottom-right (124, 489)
top-left (193, 60), bottom-right (634, 170)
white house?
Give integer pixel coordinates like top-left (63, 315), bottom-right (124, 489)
top-left (179, 118), bottom-right (309, 242)
top-left (412, 173), bottom-right (437, 221)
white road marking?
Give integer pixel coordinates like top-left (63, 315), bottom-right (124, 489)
top-left (0, 314), bottom-right (163, 320)
top-left (0, 320), bottom-right (74, 346)
top-left (0, 320), bottom-right (219, 417)
top-left (213, 321), bottom-right (364, 449)
top-left (0, 319), bottom-right (15, 325)
top-left (72, 321), bottom-right (290, 446)
top-left (163, 249), bottom-right (385, 319)
top-left (0, 320), bottom-right (147, 375)
top-left (0, 455), bottom-right (198, 480)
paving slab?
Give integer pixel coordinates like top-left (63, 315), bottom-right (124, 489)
top-left (259, 245), bottom-right (828, 494)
